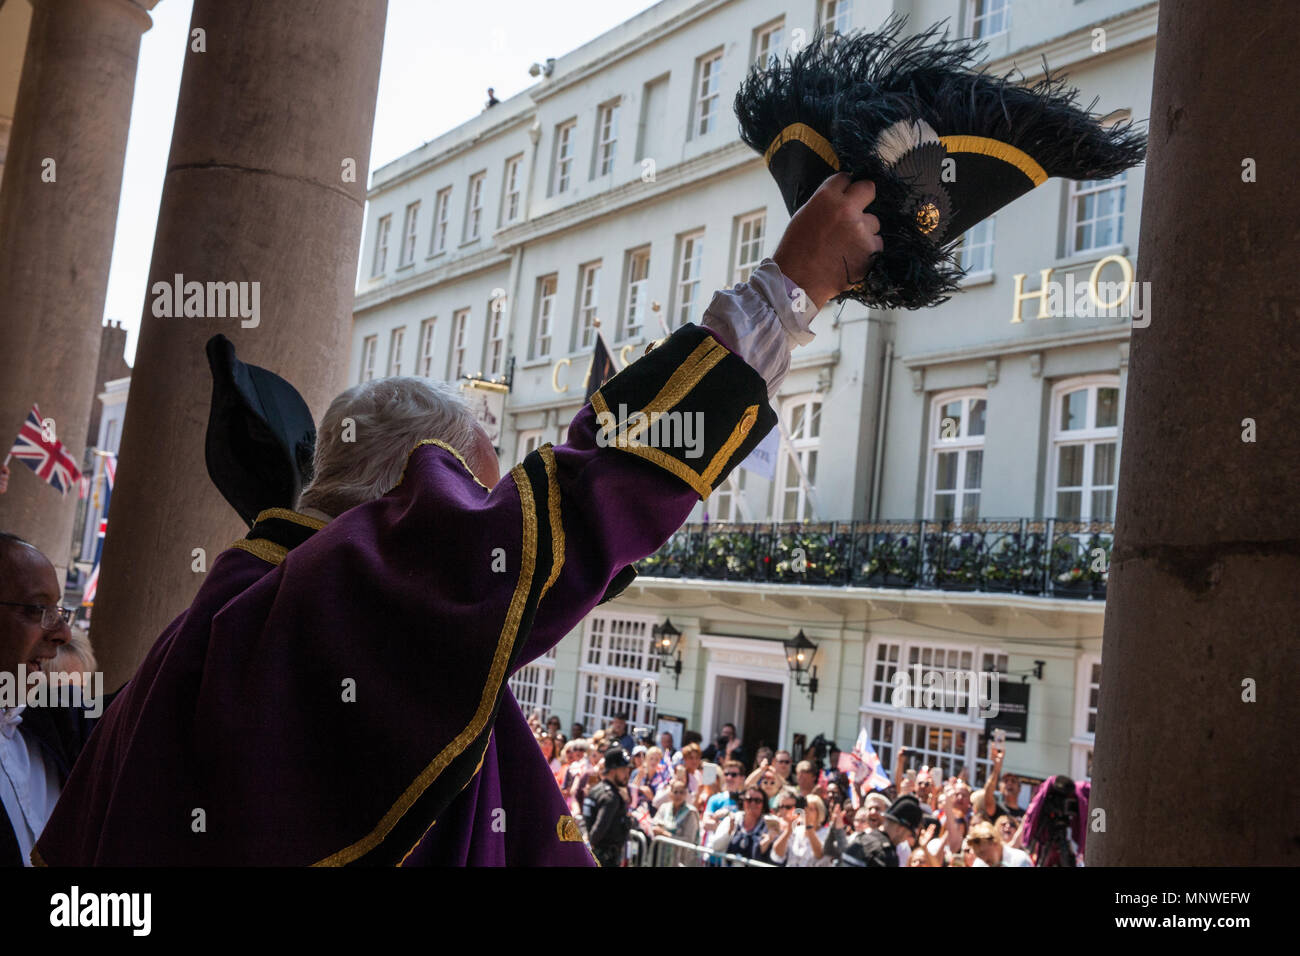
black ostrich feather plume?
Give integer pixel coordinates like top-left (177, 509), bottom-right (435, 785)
top-left (734, 16), bottom-right (1147, 310)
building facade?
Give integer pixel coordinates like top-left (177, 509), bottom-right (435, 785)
top-left (351, 0), bottom-right (1156, 796)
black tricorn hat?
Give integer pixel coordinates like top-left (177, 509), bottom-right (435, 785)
top-left (204, 334), bottom-right (317, 528)
top-left (734, 17), bottom-right (1147, 309)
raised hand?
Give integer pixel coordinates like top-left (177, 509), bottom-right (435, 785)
top-left (773, 172), bottom-right (884, 312)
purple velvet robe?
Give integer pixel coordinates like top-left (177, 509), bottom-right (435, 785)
top-left (35, 323), bottom-right (774, 866)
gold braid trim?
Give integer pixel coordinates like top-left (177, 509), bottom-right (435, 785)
top-left (396, 734), bottom-right (493, 865)
top-left (538, 445), bottom-right (565, 602)
top-left (620, 338), bottom-right (727, 443)
top-left (251, 507), bottom-right (329, 531)
top-left (230, 537), bottom-right (289, 566)
top-left (700, 405), bottom-right (760, 488)
top-left (313, 461), bottom-right (539, 866)
top-left (938, 135), bottom-right (1048, 186)
top-left (394, 438), bottom-right (489, 492)
top-left (764, 122), bottom-right (842, 171)
top-left (590, 386), bottom-right (713, 500)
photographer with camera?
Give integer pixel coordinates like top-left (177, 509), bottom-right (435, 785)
top-left (1020, 774), bottom-right (1088, 866)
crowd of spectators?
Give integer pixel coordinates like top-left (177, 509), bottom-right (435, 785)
top-left (528, 710), bottom-right (1089, 868)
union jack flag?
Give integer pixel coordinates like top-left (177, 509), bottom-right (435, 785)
top-left (8, 404), bottom-right (81, 494)
top-left (839, 726), bottom-right (892, 801)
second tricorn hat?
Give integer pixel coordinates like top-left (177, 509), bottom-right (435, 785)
top-left (204, 334), bottom-right (317, 528)
top-left (734, 18), bottom-right (1146, 310)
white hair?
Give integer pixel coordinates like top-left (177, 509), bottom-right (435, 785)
top-left (298, 376), bottom-right (485, 517)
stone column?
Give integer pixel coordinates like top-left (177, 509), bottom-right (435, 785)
top-left (1089, 0), bottom-right (1300, 865)
top-left (90, 0), bottom-right (388, 688)
top-left (0, 0), bottom-right (157, 579)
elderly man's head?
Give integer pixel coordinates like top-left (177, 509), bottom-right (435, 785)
top-left (298, 377), bottom-right (500, 516)
top-left (0, 533), bottom-right (70, 680)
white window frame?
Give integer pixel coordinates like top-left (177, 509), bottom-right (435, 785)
top-left (464, 171), bottom-right (485, 243)
top-left (417, 317), bottom-right (437, 377)
top-left (622, 247), bottom-right (651, 341)
top-left (733, 211), bottom-right (766, 284)
top-left (708, 469), bottom-right (747, 523)
top-left (861, 637), bottom-right (1008, 787)
top-left (926, 390), bottom-right (987, 522)
top-left (486, 295), bottom-right (505, 378)
top-left (535, 274), bottom-right (556, 359)
top-left (554, 120), bottom-right (576, 194)
top-left (694, 51), bottom-right (723, 138)
top-left (508, 646), bottom-right (558, 720)
top-left (371, 215), bottom-right (391, 276)
top-left (1071, 652), bottom-right (1102, 782)
top-left (674, 231), bottom-right (705, 328)
top-left (776, 393), bottom-right (822, 522)
top-left (449, 309), bottom-right (469, 380)
top-left (968, 0), bottom-right (1010, 39)
top-left (955, 216), bottom-right (995, 275)
top-left (516, 429), bottom-right (544, 463)
top-left (430, 187), bottom-right (451, 255)
top-left (596, 100), bottom-right (620, 177)
top-left (577, 262), bottom-right (601, 350)
top-left (1048, 376), bottom-right (1121, 522)
top-left (754, 19), bottom-right (785, 68)
top-left (822, 0), bottom-right (852, 35)
top-left (359, 335), bottom-right (378, 382)
top-left (386, 326), bottom-right (406, 376)
top-left (399, 202), bottom-right (420, 268)
top-left (1067, 172), bottom-right (1127, 255)
top-left (578, 611), bottom-right (662, 733)
top-left (502, 155), bottom-right (522, 225)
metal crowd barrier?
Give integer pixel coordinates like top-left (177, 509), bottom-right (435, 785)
top-left (624, 830), bottom-right (648, 866)
top-left (639, 834), bottom-right (776, 867)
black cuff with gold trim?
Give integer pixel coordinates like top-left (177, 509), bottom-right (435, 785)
top-left (590, 324), bottom-right (777, 500)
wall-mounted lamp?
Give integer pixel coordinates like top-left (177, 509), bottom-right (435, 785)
top-left (652, 618), bottom-right (683, 690)
top-left (784, 629), bottom-right (819, 709)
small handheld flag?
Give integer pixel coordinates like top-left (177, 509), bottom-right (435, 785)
top-left (8, 404), bottom-right (82, 495)
top-left (838, 726), bottom-right (892, 794)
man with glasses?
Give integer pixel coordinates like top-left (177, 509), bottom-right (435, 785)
top-left (701, 760), bottom-right (746, 842)
top-left (0, 532), bottom-right (97, 866)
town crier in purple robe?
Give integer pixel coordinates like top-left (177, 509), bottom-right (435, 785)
top-left (34, 173), bottom-right (881, 866)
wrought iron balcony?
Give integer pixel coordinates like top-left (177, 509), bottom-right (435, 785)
top-left (636, 518), bottom-right (1115, 600)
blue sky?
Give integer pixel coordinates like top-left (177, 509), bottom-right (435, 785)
top-left (104, 0), bottom-right (661, 363)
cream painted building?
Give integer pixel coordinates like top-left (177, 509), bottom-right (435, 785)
top-left (351, 0), bottom-right (1156, 795)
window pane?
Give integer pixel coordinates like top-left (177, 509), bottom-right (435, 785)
top-left (940, 400), bottom-right (962, 439)
top-left (1093, 442), bottom-right (1117, 485)
top-left (935, 451), bottom-right (958, 491)
top-left (1056, 490), bottom-right (1081, 520)
top-left (783, 491), bottom-right (799, 520)
top-left (964, 450), bottom-right (983, 491)
top-left (968, 399), bottom-right (986, 436)
top-left (934, 493), bottom-right (955, 521)
top-left (805, 450), bottom-right (817, 485)
top-left (1060, 390), bottom-right (1087, 431)
top-left (961, 492), bottom-right (980, 521)
top-left (790, 404), bottom-right (806, 439)
top-left (1096, 387), bottom-right (1119, 428)
top-left (1091, 489), bottom-right (1115, 520)
top-left (1057, 445), bottom-right (1084, 486)
top-left (808, 402), bottom-right (821, 438)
